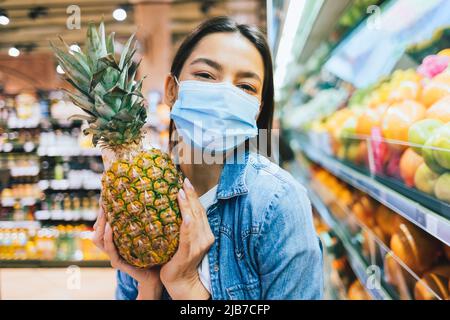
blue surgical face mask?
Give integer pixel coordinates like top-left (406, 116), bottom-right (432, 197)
top-left (170, 78), bottom-right (260, 152)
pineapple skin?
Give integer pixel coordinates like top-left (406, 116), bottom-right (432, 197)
top-left (102, 148), bottom-right (183, 268)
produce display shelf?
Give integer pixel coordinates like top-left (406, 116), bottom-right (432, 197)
top-left (296, 138), bottom-right (450, 247)
top-left (0, 260), bottom-right (110, 268)
top-left (307, 183), bottom-right (394, 300)
top-left (288, 162), bottom-right (394, 300)
top-left (330, 157), bottom-right (450, 221)
top-left (374, 174), bottom-right (450, 221)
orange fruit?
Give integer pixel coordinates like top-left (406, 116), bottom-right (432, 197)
top-left (414, 265), bottom-right (450, 300)
top-left (389, 80), bottom-right (422, 102)
top-left (421, 72), bottom-right (450, 107)
top-left (355, 104), bottom-right (388, 136)
top-left (374, 205), bottom-right (402, 237)
top-left (381, 100), bottom-right (426, 142)
top-left (399, 148), bottom-right (424, 187)
top-left (391, 221), bottom-right (440, 275)
top-left (348, 280), bottom-right (371, 300)
top-left (352, 201), bottom-right (374, 227)
top-left (426, 95), bottom-right (450, 123)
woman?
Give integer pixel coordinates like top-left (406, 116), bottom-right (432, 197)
top-left (93, 16), bottom-right (323, 300)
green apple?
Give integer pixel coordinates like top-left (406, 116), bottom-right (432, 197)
top-left (429, 123), bottom-right (450, 170)
top-left (423, 133), bottom-right (447, 174)
top-left (408, 119), bottom-right (444, 155)
top-left (414, 163), bottom-right (440, 195)
top-left (434, 173), bottom-right (450, 203)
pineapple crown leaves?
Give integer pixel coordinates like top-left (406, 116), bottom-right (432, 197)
top-left (51, 21), bottom-right (147, 148)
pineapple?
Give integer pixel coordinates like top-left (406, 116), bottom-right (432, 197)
top-left (52, 22), bottom-right (183, 268)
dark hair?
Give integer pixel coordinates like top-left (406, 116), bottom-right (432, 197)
top-left (169, 16), bottom-right (274, 154)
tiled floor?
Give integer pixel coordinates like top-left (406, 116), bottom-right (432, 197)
top-left (0, 268), bottom-right (116, 300)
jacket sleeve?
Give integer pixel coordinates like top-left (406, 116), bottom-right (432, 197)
top-left (115, 270), bottom-right (139, 300)
top-left (255, 182), bottom-right (324, 300)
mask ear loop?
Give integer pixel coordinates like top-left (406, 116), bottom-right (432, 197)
top-left (172, 74), bottom-right (180, 86)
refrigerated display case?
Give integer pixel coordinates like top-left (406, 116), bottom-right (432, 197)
top-left (277, 0), bottom-right (450, 300)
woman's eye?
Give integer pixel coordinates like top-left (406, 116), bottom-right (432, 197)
top-left (195, 72), bottom-right (214, 80)
top-left (238, 84), bottom-right (257, 94)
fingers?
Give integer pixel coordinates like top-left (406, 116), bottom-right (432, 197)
top-left (94, 205), bottom-right (106, 230)
top-left (104, 223), bottom-right (130, 274)
top-left (93, 207), bottom-right (107, 250)
top-left (103, 223), bottom-right (120, 265)
top-left (182, 178), bottom-right (205, 219)
top-left (177, 188), bottom-right (193, 225)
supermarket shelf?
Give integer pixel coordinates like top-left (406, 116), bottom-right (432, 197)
top-left (0, 197), bottom-right (40, 207)
top-left (289, 162), bottom-right (393, 300)
top-left (0, 260), bottom-right (110, 268)
top-left (308, 183), bottom-right (393, 300)
top-left (0, 221), bottom-right (41, 229)
top-left (0, 146), bottom-right (38, 154)
top-left (5, 120), bottom-right (83, 131)
top-left (294, 137), bottom-right (450, 247)
top-left (35, 210), bottom-right (97, 222)
top-left (37, 150), bottom-right (102, 157)
top-left (38, 180), bottom-right (101, 191)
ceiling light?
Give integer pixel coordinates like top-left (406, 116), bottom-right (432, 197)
top-left (113, 8), bottom-right (127, 21)
top-left (0, 8), bottom-right (8, 26)
top-left (69, 44), bottom-right (81, 53)
top-left (8, 47), bottom-right (20, 57)
top-left (56, 65), bottom-right (65, 74)
top-left (0, 11), bottom-right (9, 25)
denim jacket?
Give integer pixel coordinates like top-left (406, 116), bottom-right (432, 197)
top-left (116, 151), bottom-right (323, 300)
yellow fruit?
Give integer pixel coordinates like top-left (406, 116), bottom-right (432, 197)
top-left (421, 72), bottom-right (450, 107)
top-left (53, 21), bottom-right (186, 269)
top-left (381, 100), bottom-right (426, 143)
top-left (102, 149), bottom-right (183, 268)
top-left (426, 95), bottom-right (450, 123)
top-left (390, 221), bottom-right (440, 275)
top-left (414, 265), bottom-right (450, 300)
top-left (348, 280), bottom-right (371, 300)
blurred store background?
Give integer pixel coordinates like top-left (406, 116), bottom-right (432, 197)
top-left (1, 0), bottom-right (450, 300)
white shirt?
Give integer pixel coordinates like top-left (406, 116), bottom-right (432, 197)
top-left (197, 184), bottom-right (218, 294)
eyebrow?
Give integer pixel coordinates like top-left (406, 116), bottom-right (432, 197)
top-left (236, 71), bottom-right (262, 83)
top-left (190, 58), bottom-right (223, 72)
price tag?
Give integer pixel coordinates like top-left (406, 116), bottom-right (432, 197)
top-left (376, 189), bottom-right (387, 204)
top-left (426, 214), bottom-right (438, 236)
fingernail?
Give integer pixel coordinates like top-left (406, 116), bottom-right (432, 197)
top-left (183, 215), bottom-right (191, 226)
top-left (184, 178), bottom-right (193, 190)
top-left (179, 188), bottom-right (186, 200)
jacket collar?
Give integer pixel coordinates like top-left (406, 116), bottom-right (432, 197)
top-left (217, 150), bottom-right (250, 199)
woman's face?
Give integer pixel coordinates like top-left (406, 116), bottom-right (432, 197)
top-left (164, 32), bottom-right (265, 108)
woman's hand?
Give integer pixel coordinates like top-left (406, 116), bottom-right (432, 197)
top-left (160, 178), bottom-right (215, 300)
top-left (93, 206), bottom-right (163, 300)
